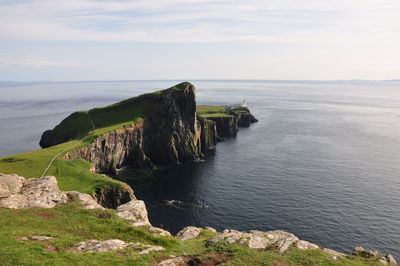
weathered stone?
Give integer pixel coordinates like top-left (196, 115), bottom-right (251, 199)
top-left (30, 236), bottom-right (55, 240)
top-left (139, 245), bottom-right (166, 254)
top-left (176, 226), bottom-right (202, 240)
top-left (70, 239), bottom-right (130, 253)
top-left (206, 229), bottom-right (302, 253)
top-left (353, 246), bottom-right (379, 258)
top-left (323, 248), bottom-right (345, 260)
top-left (379, 254), bottom-right (398, 265)
top-left (157, 257), bottom-right (186, 266)
top-left (66, 191), bottom-right (104, 210)
top-left (294, 240), bottom-right (319, 250)
top-left (149, 227), bottom-right (172, 237)
top-left (0, 174), bottom-right (26, 198)
top-left (116, 200), bottom-right (150, 226)
top-left (0, 175), bottom-right (68, 209)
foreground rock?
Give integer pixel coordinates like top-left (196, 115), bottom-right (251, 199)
top-left (176, 226), bottom-right (217, 240)
top-left (66, 191), bottom-right (104, 210)
top-left (116, 200), bottom-right (151, 226)
top-left (353, 247), bottom-right (397, 265)
top-left (176, 226), bottom-right (202, 240)
top-left (0, 173), bottom-right (108, 210)
top-left (0, 174), bottom-right (68, 209)
top-left (70, 239), bottom-right (165, 254)
top-left (206, 229), bottom-right (310, 253)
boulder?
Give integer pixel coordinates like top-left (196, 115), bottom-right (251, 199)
top-left (66, 191), bottom-right (104, 210)
top-left (176, 226), bottom-right (202, 240)
top-left (353, 246), bottom-right (379, 258)
top-left (0, 173), bottom-right (26, 198)
top-left (294, 240), bottom-right (319, 250)
top-left (0, 175), bottom-right (68, 209)
top-left (149, 227), bottom-right (172, 237)
top-left (379, 254), bottom-right (398, 265)
top-left (116, 200), bottom-right (150, 226)
top-left (139, 245), bottom-right (166, 254)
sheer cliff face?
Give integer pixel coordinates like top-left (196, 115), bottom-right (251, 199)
top-left (66, 83), bottom-right (215, 174)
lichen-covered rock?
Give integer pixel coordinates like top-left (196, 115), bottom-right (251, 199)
top-left (30, 236), bottom-right (55, 241)
top-left (116, 200), bottom-right (150, 226)
top-left (139, 245), bottom-right (166, 254)
top-left (66, 191), bottom-right (104, 210)
top-left (0, 173), bottom-right (26, 198)
top-left (176, 226), bottom-right (202, 240)
top-left (353, 246), bottom-right (379, 258)
top-left (206, 229), bottom-right (301, 253)
top-left (149, 227), bottom-right (172, 237)
top-left (379, 254), bottom-right (398, 265)
top-left (294, 240), bottom-right (319, 250)
top-left (70, 239), bottom-right (130, 253)
top-left (0, 175), bottom-right (68, 209)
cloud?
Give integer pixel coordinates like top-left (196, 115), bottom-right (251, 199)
top-left (0, 0), bottom-right (399, 43)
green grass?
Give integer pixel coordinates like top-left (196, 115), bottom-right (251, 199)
top-left (196, 105), bottom-right (233, 118)
top-left (0, 141), bottom-right (83, 178)
top-left (0, 140), bottom-right (123, 194)
top-left (0, 203), bottom-right (383, 266)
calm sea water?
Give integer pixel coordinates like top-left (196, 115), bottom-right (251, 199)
top-left (1, 80), bottom-right (399, 257)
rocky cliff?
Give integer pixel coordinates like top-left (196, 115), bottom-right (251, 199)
top-left (62, 82), bottom-right (217, 174)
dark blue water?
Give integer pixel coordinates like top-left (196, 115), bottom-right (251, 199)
top-left (1, 80), bottom-right (399, 257)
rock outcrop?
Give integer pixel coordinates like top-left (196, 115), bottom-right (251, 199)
top-left (353, 247), bottom-right (397, 265)
top-left (66, 191), bottom-right (105, 210)
top-left (69, 239), bottom-right (165, 254)
top-left (176, 226), bottom-right (202, 240)
top-left (0, 174), bottom-right (68, 209)
top-left (116, 199), bottom-right (150, 226)
top-left (0, 173), bottom-right (108, 210)
top-left (206, 229), bottom-right (310, 253)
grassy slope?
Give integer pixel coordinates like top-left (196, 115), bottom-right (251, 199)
top-left (0, 203), bottom-right (381, 266)
top-left (197, 105), bottom-right (233, 118)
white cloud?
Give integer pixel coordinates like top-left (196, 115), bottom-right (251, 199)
top-left (0, 0), bottom-right (399, 43)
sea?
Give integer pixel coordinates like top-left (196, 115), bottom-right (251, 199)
top-left (0, 80), bottom-right (399, 257)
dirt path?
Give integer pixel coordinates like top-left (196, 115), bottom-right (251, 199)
top-left (40, 112), bottom-right (96, 178)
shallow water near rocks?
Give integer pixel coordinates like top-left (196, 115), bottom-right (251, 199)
top-left (1, 80), bottom-right (400, 257)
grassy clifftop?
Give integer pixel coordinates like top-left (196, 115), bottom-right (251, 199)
top-left (0, 202), bottom-right (382, 266)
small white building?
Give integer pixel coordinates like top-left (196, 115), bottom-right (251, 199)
top-left (230, 99), bottom-right (246, 109)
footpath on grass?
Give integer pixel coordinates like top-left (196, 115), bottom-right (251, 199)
top-left (40, 111), bottom-right (96, 178)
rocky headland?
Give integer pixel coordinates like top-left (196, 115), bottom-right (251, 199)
top-left (0, 82), bottom-right (395, 265)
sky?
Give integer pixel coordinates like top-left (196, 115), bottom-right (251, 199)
top-left (0, 0), bottom-right (399, 81)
